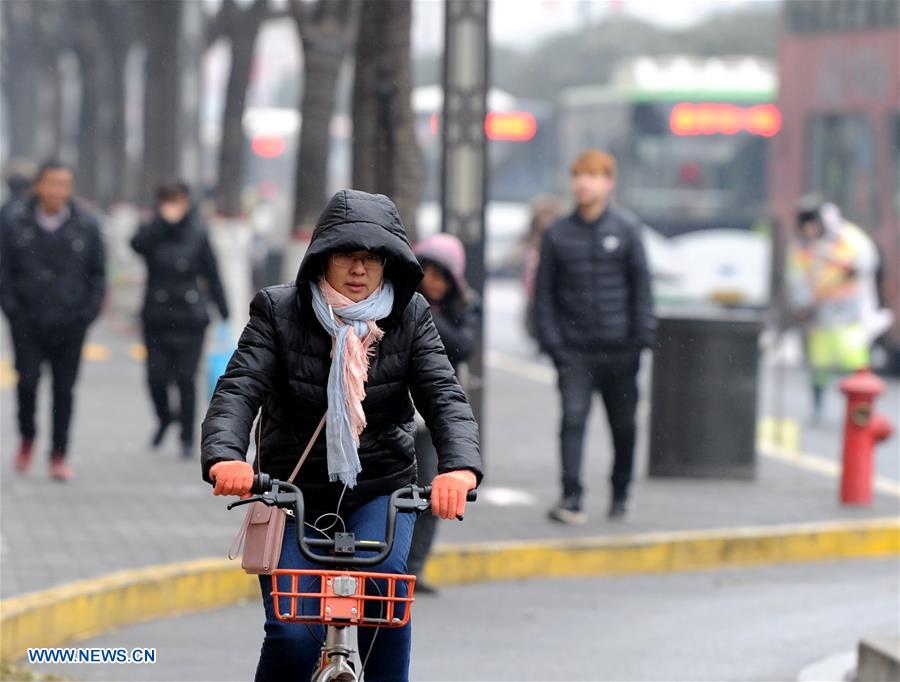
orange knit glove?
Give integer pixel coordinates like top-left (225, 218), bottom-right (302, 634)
top-left (431, 470), bottom-right (477, 520)
top-left (209, 461), bottom-right (254, 498)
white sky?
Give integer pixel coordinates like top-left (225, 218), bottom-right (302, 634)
top-left (222, 0), bottom-right (778, 110)
top-left (412, 0), bottom-right (778, 53)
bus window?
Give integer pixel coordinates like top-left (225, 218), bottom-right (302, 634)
top-left (805, 114), bottom-right (879, 229)
top-left (615, 101), bottom-right (770, 234)
top-left (632, 103), bottom-right (667, 136)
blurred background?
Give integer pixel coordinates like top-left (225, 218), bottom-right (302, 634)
top-left (2, 0), bottom-right (899, 355)
top-left (1, 1), bottom-right (898, 681)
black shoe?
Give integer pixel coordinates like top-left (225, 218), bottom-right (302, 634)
top-left (180, 442), bottom-right (193, 459)
top-left (151, 419), bottom-right (172, 448)
top-left (548, 495), bottom-right (587, 525)
top-left (415, 578), bottom-right (439, 596)
top-left (608, 497), bottom-right (628, 519)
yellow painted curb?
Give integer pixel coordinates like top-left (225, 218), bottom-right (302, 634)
top-left (2, 518), bottom-right (899, 662)
top-left (424, 516), bottom-right (900, 585)
top-left (1, 558), bottom-right (257, 662)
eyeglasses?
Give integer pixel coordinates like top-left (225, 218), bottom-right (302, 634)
top-left (330, 252), bottom-right (386, 270)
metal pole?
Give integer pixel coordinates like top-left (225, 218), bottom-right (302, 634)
top-left (441, 0), bottom-right (489, 450)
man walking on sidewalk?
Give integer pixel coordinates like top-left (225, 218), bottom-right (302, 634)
top-left (0, 160), bottom-right (106, 481)
top-left (534, 149), bottom-right (655, 523)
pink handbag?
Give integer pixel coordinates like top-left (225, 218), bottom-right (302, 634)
top-left (229, 414), bottom-right (326, 575)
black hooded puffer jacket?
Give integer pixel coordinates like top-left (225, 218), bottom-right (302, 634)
top-left (201, 190), bottom-right (482, 515)
top-left (131, 211), bottom-right (229, 331)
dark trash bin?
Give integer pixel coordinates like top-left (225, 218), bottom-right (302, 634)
top-left (648, 307), bottom-right (764, 479)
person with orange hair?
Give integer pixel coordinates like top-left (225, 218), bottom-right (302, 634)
top-left (534, 149), bottom-right (655, 523)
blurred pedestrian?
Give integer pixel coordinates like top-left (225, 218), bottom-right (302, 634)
top-left (522, 196), bottom-right (564, 341)
top-left (534, 149), bottom-right (655, 523)
top-left (787, 195), bottom-right (884, 422)
top-left (1, 159), bottom-right (35, 220)
top-left (0, 160), bottom-right (106, 481)
top-left (131, 181), bottom-right (229, 458)
top-left (407, 233), bottom-right (481, 594)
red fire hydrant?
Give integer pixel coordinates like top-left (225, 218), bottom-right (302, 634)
top-left (839, 369), bottom-right (894, 505)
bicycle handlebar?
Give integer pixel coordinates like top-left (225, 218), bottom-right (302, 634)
top-left (228, 475), bottom-right (476, 568)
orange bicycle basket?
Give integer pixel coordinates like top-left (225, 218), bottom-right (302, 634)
top-left (270, 569), bottom-right (416, 628)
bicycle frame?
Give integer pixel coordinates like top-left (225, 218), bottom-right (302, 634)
top-left (315, 626), bottom-right (356, 681)
top-left (228, 477), bottom-right (471, 681)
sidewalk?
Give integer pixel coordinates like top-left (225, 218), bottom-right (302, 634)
top-left (1, 308), bottom-right (897, 599)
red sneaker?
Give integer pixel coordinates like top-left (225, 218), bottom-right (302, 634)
top-left (49, 452), bottom-right (73, 482)
top-left (14, 438), bottom-right (34, 473)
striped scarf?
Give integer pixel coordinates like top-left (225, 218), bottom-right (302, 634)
top-left (309, 278), bottom-right (394, 487)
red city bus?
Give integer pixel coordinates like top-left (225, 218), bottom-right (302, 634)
top-left (769, 0), bottom-right (900, 371)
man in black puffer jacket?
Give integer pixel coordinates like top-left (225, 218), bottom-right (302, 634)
top-left (0, 161), bottom-right (106, 481)
top-left (535, 149), bottom-right (655, 523)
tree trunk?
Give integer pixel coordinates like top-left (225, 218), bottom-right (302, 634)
top-left (290, 0), bottom-right (357, 234)
top-left (73, 1), bottom-right (107, 204)
top-left (141, 1), bottom-right (181, 207)
top-left (34, 55), bottom-right (60, 161)
top-left (1, 1), bottom-right (41, 159)
top-left (31, 0), bottom-right (68, 162)
top-left (292, 43), bottom-right (345, 230)
top-left (76, 47), bottom-right (100, 203)
top-left (351, 0), bottom-right (423, 239)
top-left (49, 57), bottom-right (64, 154)
top-left (216, 31), bottom-right (256, 216)
top-left (93, 1), bottom-right (136, 206)
top-left (107, 51), bottom-right (128, 204)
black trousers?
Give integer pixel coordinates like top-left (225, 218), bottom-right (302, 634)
top-left (144, 327), bottom-right (205, 447)
top-left (555, 349), bottom-right (640, 501)
top-left (407, 427), bottom-right (439, 577)
top-left (10, 320), bottom-right (87, 455)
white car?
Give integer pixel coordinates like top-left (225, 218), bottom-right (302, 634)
top-left (648, 228), bottom-right (771, 308)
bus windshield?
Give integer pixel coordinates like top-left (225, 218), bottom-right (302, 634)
top-left (618, 101), bottom-right (772, 235)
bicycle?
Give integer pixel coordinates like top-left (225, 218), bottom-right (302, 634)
top-left (228, 474), bottom-right (476, 682)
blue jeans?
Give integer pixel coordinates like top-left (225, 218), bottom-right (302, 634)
top-left (255, 495), bottom-right (415, 682)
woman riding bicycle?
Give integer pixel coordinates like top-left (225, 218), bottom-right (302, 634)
top-left (201, 190), bottom-right (482, 682)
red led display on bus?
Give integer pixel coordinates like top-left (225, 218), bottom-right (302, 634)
top-left (670, 103), bottom-right (782, 137)
top-left (485, 111), bottom-right (537, 141)
top-left (429, 111), bottom-right (538, 141)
